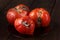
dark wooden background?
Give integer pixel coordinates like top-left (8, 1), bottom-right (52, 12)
top-left (0, 0), bottom-right (60, 40)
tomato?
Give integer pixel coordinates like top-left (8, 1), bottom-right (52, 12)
top-left (15, 4), bottom-right (30, 16)
top-left (14, 16), bottom-right (35, 35)
top-left (6, 8), bottom-right (19, 24)
top-left (29, 8), bottom-right (51, 27)
top-left (6, 4), bottom-right (30, 24)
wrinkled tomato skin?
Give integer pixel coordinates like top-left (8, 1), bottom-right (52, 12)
top-left (14, 16), bottom-right (35, 35)
top-left (29, 8), bottom-right (51, 27)
top-left (6, 8), bottom-right (19, 24)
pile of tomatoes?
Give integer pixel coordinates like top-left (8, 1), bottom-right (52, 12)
top-left (6, 4), bottom-right (51, 35)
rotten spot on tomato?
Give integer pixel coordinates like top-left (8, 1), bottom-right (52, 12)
top-left (14, 8), bottom-right (17, 10)
top-left (22, 21), bottom-right (30, 28)
top-left (14, 8), bottom-right (22, 13)
top-left (36, 10), bottom-right (42, 24)
top-left (38, 10), bottom-right (42, 17)
top-left (37, 17), bottom-right (41, 25)
top-left (19, 6), bottom-right (28, 11)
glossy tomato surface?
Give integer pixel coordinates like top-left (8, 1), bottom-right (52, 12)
top-left (14, 16), bottom-right (35, 35)
top-left (6, 8), bottom-right (19, 24)
top-left (29, 8), bottom-right (51, 27)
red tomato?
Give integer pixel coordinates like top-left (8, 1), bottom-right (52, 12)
top-left (15, 4), bottom-right (30, 16)
top-left (29, 8), bottom-right (51, 27)
top-left (6, 8), bottom-right (19, 24)
top-left (6, 4), bottom-right (30, 24)
top-left (14, 16), bottom-right (35, 35)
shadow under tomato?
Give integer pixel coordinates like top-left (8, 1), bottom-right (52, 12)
top-left (7, 24), bottom-right (51, 39)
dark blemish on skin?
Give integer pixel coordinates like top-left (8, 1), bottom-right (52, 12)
top-left (37, 17), bottom-right (41, 24)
